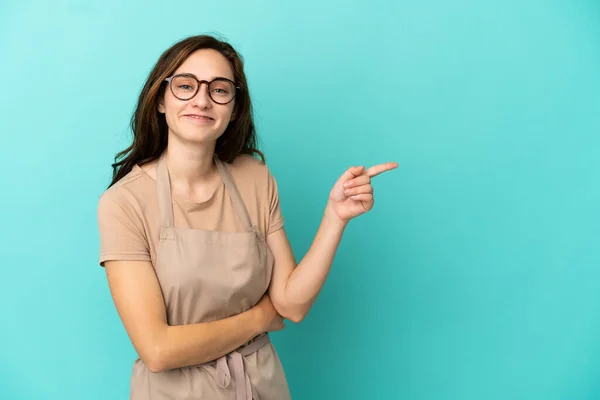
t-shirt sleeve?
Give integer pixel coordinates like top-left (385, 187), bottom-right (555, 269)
top-left (97, 189), bottom-right (151, 266)
top-left (266, 168), bottom-right (284, 235)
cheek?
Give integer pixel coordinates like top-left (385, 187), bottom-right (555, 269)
top-left (163, 100), bottom-right (186, 124)
top-left (220, 104), bottom-right (235, 121)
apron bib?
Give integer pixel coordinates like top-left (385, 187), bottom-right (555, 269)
top-left (129, 153), bottom-right (291, 400)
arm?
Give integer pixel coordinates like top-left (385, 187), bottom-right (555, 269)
top-left (104, 260), bottom-right (281, 373)
top-left (267, 205), bottom-right (346, 323)
top-left (267, 162), bottom-right (398, 323)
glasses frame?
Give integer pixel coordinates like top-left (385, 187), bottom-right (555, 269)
top-left (164, 73), bottom-right (241, 105)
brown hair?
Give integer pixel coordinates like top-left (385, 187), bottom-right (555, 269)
top-left (108, 34), bottom-right (264, 188)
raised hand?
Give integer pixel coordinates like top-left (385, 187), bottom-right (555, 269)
top-left (328, 162), bottom-right (398, 222)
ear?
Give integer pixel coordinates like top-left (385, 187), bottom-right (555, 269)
top-left (157, 91), bottom-right (166, 113)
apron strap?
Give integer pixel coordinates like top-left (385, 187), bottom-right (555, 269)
top-left (155, 152), bottom-right (254, 232)
top-left (156, 153), bottom-right (174, 229)
top-left (214, 156), bottom-right (255, 232)
top-left (215, 334), bottom-right (270, 400)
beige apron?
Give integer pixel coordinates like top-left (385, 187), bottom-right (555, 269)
top-left (130, 153), bottom-right (292, 400)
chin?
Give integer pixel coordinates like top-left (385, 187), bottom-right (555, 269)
top-left (175, 129), bottom-right (223, 145)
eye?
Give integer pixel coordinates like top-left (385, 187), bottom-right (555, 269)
top-left (172, 75), bottom-right (197, 92)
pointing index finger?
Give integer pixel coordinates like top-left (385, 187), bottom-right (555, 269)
top-left (366, 162), bottom-right (398, 178)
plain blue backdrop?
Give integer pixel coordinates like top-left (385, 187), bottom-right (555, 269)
top-left (1, 0), bottom-right (599, 399)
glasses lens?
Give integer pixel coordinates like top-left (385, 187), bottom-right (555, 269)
top-left (209, 79), bottom-right (236, 104)
top-left (171, 75), bottom-right (198, 100)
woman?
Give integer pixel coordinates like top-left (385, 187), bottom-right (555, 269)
top-left (97, 34), bottom-right (397, 400)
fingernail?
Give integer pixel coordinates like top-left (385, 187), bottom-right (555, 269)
top-left (344, 181), bottom-right (352, 187)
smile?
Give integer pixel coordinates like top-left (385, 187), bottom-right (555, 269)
top-left (184, 115), bottom-right (213, 120)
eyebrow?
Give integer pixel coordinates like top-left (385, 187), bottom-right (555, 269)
top-left (177, 72), bottom-right (234, 81)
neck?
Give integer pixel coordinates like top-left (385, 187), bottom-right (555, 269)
top-left (163, 137), bottom-right (218, 187)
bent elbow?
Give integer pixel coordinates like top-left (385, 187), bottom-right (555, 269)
top-left (284, 309), bottom-right (307, 324)
top-left (288, 314), bottom-right (304, 324)
top-left (145, 359), bottom-right (165, 374)
top-left (272, 297), bottom-right (308, 324)
top-left (141, 343), bottom-right (167, 373)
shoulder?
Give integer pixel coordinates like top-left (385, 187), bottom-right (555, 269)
top-left (229, 153), bottom-right (270, 172)
top-left (98, 166), bottom-right (154, 217)
top-left (226, 154), bottom-right (275, 183)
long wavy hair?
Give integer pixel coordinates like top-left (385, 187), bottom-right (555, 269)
top-left (108, 34), bottom-right (264, 188)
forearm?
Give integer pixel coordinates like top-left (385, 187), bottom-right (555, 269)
top-left (283, 205), bottom-right (347, 316)
top-left (153, 307), bottom-right (262, 372)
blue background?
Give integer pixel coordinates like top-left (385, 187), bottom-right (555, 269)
top-left (1, 0), bottom-right (599, 399)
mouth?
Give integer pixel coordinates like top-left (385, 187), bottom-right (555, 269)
top-left (183, 114), bottom-right (214, 121)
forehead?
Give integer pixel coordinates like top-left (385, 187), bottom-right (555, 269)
top-left (174, 49), bottom-right (234, 80)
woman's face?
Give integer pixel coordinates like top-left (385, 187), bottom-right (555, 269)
top-left (158, 49), bottom-right (237, 146)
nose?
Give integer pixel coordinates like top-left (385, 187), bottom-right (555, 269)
top-left (191, 82), bottom-right (212, 109)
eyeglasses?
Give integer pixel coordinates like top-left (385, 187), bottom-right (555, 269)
top-left (164, 73), bottom-right (240, 105)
